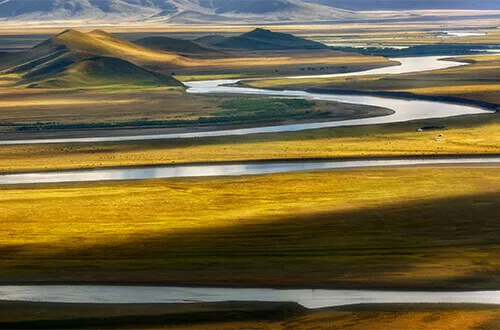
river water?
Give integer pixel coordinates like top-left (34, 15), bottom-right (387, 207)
top-left (1, 157), bottom-right (499, 185)
top-left (0, 285), bottom-right (499, 308)
top-left (1, 56), bottom-right (498, 307)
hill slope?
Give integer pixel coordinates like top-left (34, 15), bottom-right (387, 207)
top-left (27, 56), bottom-right (184, 89)
top-left (0, 29), bottom-right (184, 89)
top-left (0, 29), bottom-right (187, 70)
top-left (134, 36), bottom-right (220, 57)
top-left (195, 28), bottom-right (329, 51)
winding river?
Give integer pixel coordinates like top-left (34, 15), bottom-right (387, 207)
top-left (0, 285), bottom-right (499, 309)
top-left (0, 56), bottom-right (493, 146)
top-left (1, 56), bottom-right (499, 307)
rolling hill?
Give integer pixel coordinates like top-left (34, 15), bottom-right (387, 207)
top-left (195, 28), bottom-right (330, 51)
top-left (0, 28), bottom-right (396, 86)
top-left (0, 29), bottom-right (186, 70)
top-left (26, 56), bottom-right (184, 89)
top-left (0, 29), bottom-right (184, 88)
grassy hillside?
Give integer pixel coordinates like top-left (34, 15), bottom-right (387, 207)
top-left (49, 29), bottom-right (184, 65)
top-left (0, 29), bottom-right (187, 75)
top-left (0, 29), bottom-right (184, 89)
top-left (26, 56), bottom-right (184, 89)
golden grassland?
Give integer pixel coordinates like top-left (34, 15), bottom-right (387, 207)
top-left (1, 167), bottom-right (499, 287)
top-left (0, 113), bottom-right (498, 173)
top-left (0, 88), bottom-right (214, 124)
top-left (246, 54), bottom-right (500, 105)
top-left (0, 302), bottom-right (498, 330)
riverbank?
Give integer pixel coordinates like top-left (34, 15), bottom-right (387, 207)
top-left (0, 89), bottom-right (393, 138)
top-left (0, 301), bottom-right (498, 329)
top-left (0, 102), bottom-right (393, 142)
top-left (244, 54), bottom-right (500, 106)
top-left (252, 86), bottom-right (499, 111)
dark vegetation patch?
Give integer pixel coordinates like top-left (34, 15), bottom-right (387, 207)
top-left (12, 98), bottom-right (331, 131)
top-left (0, 301), bottom-right (306, 329)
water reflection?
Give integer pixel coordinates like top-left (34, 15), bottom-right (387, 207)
top-left (0, 285), bottom-right (498, 308)
top-left (283, 56), bottom-right (467, 79)
top-left (1, 157), bottom-right (499, 185)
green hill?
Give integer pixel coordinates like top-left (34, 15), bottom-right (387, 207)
top-left (0, 29), bottom-right (184, 89)
top-left (26, 56), bottom-right (184, 89)
top-left (1, 29), bottom-right (186, 73)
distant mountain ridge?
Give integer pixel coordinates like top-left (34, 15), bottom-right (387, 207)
top-left (195, 28), bottom-right (330, 50)
top-left (305, 0), bottom-right (500, 11)
top-left (0, 0), bottom-right (364, 23)
top-left (1, 0), bottom-right (497, 24)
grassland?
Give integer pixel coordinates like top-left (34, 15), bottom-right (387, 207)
top-left (246, 55), bottom-right (500, 106)
top-left (0, 302), bottom-right (498, 329)
top-left (0, 113), bottom-right (498, 173)
top-left (0, 88), bottom-right (390, 137)
top-left (1, 166), bottom-right (499, 288)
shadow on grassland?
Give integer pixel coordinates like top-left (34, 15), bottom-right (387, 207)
top-left (4, 191), bottom-right (500, 289)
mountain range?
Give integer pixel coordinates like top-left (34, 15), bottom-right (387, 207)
top-left (307, 0), bottom-right (500, 11)
top-left (0, 0), bottom-right (498, 24)
top-left (0, 0), bottom-right (364, 23)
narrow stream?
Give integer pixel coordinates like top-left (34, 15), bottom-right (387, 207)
top-left (1, 157), bottom-right (499, 185)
